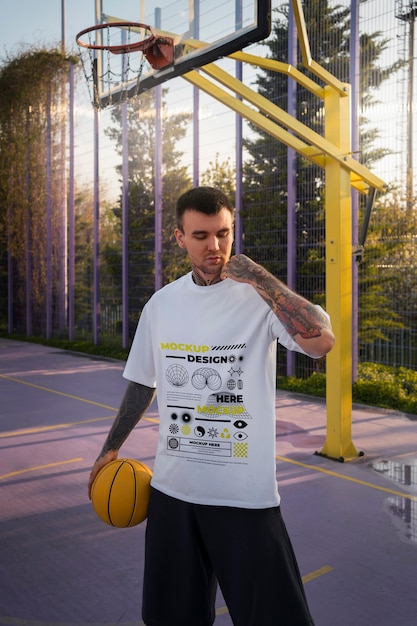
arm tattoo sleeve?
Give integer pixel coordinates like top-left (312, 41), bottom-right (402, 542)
top-left (224, 255), bottom-right (331, 342)
top-left (254, 272), bottom-right (330, 340)
top-left (99, 381), bottom-right (156, 458)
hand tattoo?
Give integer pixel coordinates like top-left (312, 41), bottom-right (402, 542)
top-left (221, 254), bottom-right (258, 283)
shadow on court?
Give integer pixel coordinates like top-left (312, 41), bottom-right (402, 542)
top-left (1, 337), bottom-right (417, 626)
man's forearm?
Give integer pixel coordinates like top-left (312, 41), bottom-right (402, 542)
top-left (98, 381), bottom-right (156, 459)
top-left (221, 254), bottom-right (334, 356)
top-left (252, 271), bottom-right (329, 340)
top-left (254, 271), bottom-right (334, 356)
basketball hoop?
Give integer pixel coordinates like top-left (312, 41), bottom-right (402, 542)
top-left (76, 22), bottom-right (174, 109)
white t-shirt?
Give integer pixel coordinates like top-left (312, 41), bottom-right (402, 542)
top-left (123, 272), bottom-right (317, 509)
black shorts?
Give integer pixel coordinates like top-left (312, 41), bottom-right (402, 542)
top-left (142, 488), bottom-right (315, 626)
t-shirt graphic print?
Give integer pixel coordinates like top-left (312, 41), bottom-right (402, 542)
top-left (162, 340), bottom-right (251, 465)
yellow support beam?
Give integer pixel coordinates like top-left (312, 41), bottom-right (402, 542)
top-left (182, 43), bottom-right (326, 99)
top-left (111, 0), bottom-right (387, 462)
top-left (320, 85), bottom-right (361, 461)
top-left (187, 1), bottom-right (387, 462)
top-left (181, 0), bottom-right (387, 461)
top-left (291, 0), bottom-right (348, 96)
top-left (230, 52), bottom-right (325, 98)
top-left (183, 69), bottom-right (380, 195)
top-left (183, 68), bottom-right (327, 161)
top-left (197, 63), bottom-right (386, 192)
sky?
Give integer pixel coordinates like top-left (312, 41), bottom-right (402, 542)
top-left (1, 0), bottom-right (89, 60)
top-left (0, 0), bottom-right (147, 61)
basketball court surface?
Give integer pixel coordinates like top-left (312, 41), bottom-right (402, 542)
top-left (1, 336), bottom-right (416, 625)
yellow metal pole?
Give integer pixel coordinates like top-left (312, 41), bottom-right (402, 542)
top-left (184, 68), bottom-right (385, 194)
top-left (320, 84), bottom-right (361, 461)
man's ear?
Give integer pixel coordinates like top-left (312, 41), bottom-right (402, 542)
top-left (174, 228), bottom-right (185, 249)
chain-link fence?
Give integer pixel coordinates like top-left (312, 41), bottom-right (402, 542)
top-left (1, 0), bottom-right (416, 377)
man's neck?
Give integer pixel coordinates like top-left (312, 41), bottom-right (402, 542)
top-left (191, 266), bottom-right (222, 286)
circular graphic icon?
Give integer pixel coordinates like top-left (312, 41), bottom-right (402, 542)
top-left (192, 367), bottom-right (222, 390)
top-left (195, 426), bottom-right (205, 437)
top-left (208, 427), bottom-right (218, 438)
top-left (166, 364), bottom-right (189, 387)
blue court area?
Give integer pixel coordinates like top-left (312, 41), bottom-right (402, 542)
top-left (0, 337), bottom-right (416, 626)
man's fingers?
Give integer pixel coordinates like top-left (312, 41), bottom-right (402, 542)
top-left (87, 452), bottom-right (118, 500)
top-left (88, 470), bottom-right (98, 500)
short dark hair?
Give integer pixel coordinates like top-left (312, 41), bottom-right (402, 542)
top-left (176, 186), bottom-right (234, 230)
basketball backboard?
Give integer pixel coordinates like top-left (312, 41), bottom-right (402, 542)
top-left (78, 0), bottom-right (271, 107)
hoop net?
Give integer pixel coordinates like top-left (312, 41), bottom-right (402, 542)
top-left (76, 22), bottom-right (174, 109)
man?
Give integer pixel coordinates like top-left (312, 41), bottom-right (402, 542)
top-left (88, 186), bottom-right (335, 626)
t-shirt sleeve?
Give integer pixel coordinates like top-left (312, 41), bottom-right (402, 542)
top-left (123, 304), bottom-right (157, 387)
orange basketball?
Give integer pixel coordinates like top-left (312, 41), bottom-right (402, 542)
top-left (91, 458), bottom-right (152, 527)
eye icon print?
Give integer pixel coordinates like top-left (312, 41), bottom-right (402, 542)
top-left (166, 364), bottom-right (189, 387)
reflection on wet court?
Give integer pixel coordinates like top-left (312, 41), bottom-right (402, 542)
top-left (371, 457), bottom-right (417, 544)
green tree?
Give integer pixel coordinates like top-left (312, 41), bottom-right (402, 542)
top-left (242, 0), bottom-right (404, 348)
top-left (0, 48), bottom-right (76, 334)
top-left (244, 0), bottom-right (401, 270)
top-left (104, 90), bottom-right (192, 327)
top-left (201, 154), bottom-right (236, 198)
top-left (358, 190), bottom-right (416, 363)
top-left (72, 186), bottom-right (95, 332)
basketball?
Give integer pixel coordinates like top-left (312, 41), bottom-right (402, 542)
top-left (91, 458), bottom-right (152, 528)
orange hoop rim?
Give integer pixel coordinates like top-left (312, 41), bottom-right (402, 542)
top-left (76, 22), bottom-right (157, 55)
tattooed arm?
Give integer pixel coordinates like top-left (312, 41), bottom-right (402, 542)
top-left (221, 254), bottom-right (335, 358)
top-left (88, 381), bottom-right (156, 499)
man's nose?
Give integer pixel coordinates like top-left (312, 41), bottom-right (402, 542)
top-left (207, 236), bottom-right (220, 251)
